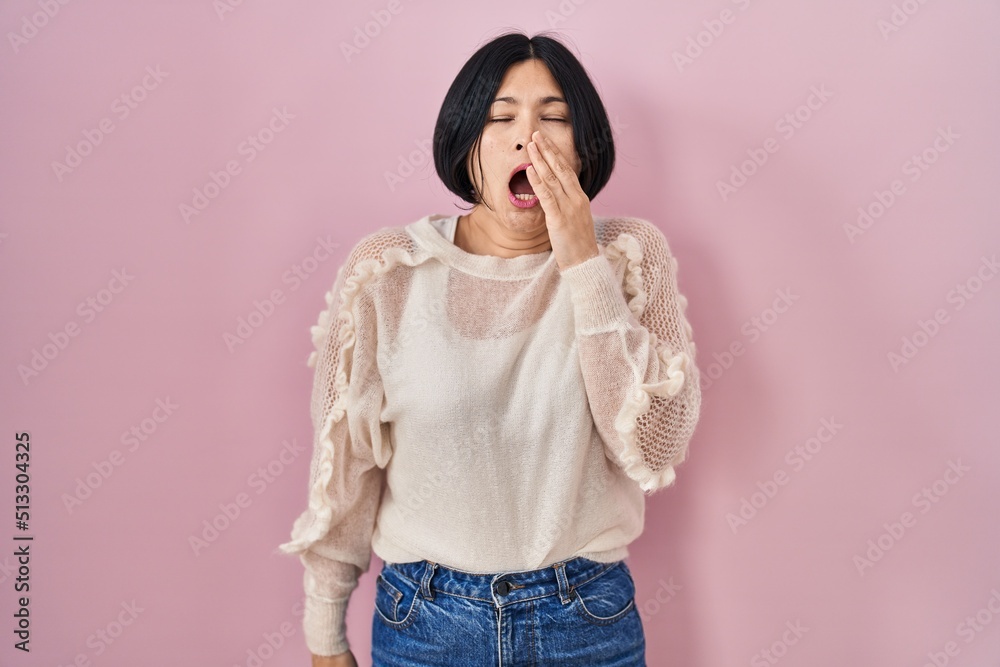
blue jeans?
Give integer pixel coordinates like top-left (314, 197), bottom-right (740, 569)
top-left (371, 556), bottom-right (646, 666)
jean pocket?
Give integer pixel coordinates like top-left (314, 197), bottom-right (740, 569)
top-left (374, 565), bottom-right (422, 629)
top-left (572, 562), bottom-right (636, 626)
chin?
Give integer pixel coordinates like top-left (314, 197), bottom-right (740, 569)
top-left (505, 211), bottom-right (545, 231)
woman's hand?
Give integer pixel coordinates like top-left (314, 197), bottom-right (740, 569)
top-left (311, 650), bottom-right (357, 667)
top-left (524, 130), bottom-right (600, 271)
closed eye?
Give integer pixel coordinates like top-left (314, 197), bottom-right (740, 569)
top-left (489, 118), bottom-right (568, 123)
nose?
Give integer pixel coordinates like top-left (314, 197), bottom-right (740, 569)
top-left (515, 120), bottom-right (542, 151)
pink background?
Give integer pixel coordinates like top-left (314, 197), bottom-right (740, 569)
top-left (2, 1), bottom-right (999, 665)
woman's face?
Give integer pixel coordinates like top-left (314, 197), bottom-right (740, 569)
top-left (465, 59), bottom-right (583, 234)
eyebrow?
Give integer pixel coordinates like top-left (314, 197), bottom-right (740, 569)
top-left (492, 96), bottom-right (567, 106)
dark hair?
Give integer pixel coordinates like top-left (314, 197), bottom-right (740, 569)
top-left (433, 30), bottom-right (616, 212)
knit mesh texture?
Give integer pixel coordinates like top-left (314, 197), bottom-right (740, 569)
top-left (594, 217), bottom-right (700, 479)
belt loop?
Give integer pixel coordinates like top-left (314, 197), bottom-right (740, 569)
top-left (553, 561), bottom-right (574, 605)
top-left (420, 560), bottom-right (438, 601)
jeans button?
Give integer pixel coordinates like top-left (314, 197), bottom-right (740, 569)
top-left (496, 580), bottom-right (512, 595)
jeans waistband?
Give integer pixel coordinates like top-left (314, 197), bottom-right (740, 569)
top-left (384, 556), bottom-right (624, 607)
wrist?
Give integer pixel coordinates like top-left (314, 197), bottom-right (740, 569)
top-left (557, 245), bottom-right (600, 271)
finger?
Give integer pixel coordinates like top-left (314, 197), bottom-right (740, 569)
top-left (527, 139), bottom-right (568, 200)
top-left (526, 160), bottom-right (565, 215)
top-left (524, 164), bottom-right (559, 217)
top-left (530, 132), bottom-right (576, 195)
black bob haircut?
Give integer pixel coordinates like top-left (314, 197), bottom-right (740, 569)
top-left (433, 30), bottom-right (616, 212)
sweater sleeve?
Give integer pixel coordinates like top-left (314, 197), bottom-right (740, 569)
top-left (558, 219), bottom-right (702, 495)
top-left (276, 241), bottom-right (391, 656)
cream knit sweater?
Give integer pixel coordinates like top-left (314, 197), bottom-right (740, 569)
top-left (277, 213), bottom-right (702, 656)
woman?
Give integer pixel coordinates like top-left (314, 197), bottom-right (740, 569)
top-left (277, 30), bottom-right (702, 666)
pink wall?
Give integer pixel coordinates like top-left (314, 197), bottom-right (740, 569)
top-left (2, 1), bottom-right (999, 665)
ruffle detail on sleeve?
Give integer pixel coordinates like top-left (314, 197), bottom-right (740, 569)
top-left (602, 233), bottom-right (648, 320)
top-left (612, 345), bottom-right (691, 493)
top-left (306, 287), bottom-right (338, 369)
top-left (603, 232), bottom-right (694, 494)
top-left (278, 245), bottom-right (428, 556)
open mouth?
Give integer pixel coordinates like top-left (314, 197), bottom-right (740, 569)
top-left (508, 164), bottom-right (536, 201)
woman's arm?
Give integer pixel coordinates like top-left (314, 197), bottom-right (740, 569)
top-left (278, 238), bottom-right (392, 656)
top-left (559, 219), bottom-right (702, 494)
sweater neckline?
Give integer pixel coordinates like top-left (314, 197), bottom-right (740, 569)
top-left (407, 214), bottom-right (557, 279)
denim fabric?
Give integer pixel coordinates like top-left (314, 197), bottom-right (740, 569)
top-left (371, 556), bottom-right (646, 666)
